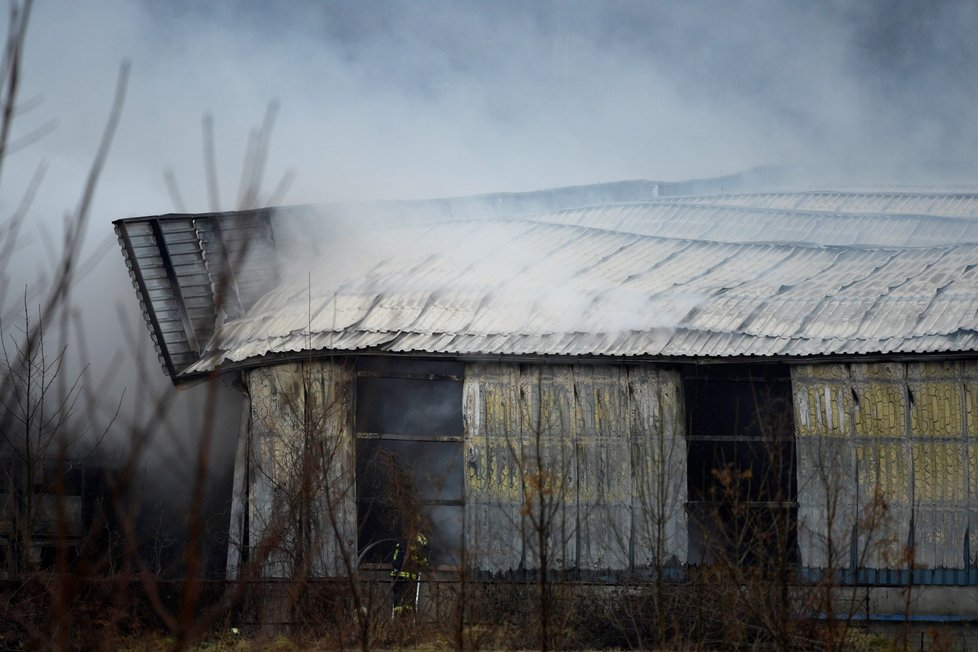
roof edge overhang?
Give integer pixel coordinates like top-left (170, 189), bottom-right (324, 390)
top-left (171, 347), bottom-right (978, 385)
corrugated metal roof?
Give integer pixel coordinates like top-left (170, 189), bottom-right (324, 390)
top-left (115, 217), bottom-right (216, 376)
top-left (195, 209), bottom-right (279, 318)
top-left (534, 200), bottom-right (978, 246)
top-left (181, 218), bottom-right (978, 374)
top-left (114, 185), bottom-right (978, 380)
top-left (664, 190), bottom-right (978, 218)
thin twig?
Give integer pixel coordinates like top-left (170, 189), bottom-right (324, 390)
top-left (164, 167), bottom-right (188, 213)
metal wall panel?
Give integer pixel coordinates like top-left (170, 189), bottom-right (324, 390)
top-left (629, 366), bottom-right (687, 570)
top-left (793, 361), bottom-right (978, 584)
top-left (519, 366), bottom-right (578, 569)
top-left (574, 366), bottom-right (631, 570)
top-left (462, 362), bottom-right (685, 574)
top-left (247, 360), bottom-right (356, 578)
top-left (463, 363), bottom-right (527, 571)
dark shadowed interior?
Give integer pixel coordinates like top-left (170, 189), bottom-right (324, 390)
top-left (355, 358), bottom-right (464, 566)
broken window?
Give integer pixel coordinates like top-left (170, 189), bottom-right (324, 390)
top-left (683, 364), bottom-right (798, 566)
top-left (355, 357), bottom-right (464, 567)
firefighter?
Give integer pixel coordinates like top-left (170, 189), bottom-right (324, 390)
top-left (390, 532), bottom-right (429, 617)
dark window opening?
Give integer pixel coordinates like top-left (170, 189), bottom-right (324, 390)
top-left (683, 364), bottom-right (798, 567)
top-left (0, 457), bottom-right (114, 574)
top-left (356, 377), bottom-right (463, 437)
top-left (355, 358), bottom-right (464, 568)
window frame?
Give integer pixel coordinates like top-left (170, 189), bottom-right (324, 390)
top-left (353, 357), bottom-right (465, 570)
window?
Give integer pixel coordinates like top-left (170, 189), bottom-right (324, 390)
top-left (355, 357), bottom-right (464, 567)
top-left (683, 364), bottom-right (798, 566)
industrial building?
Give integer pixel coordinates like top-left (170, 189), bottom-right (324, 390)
top-left (115, 178), bottom-right (978, 613)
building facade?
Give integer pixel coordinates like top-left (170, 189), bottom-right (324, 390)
top-left (115, 182), bottom-right (978, 604)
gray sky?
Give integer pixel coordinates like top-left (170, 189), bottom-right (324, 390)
top-left (11, 0), bottom-right (978, 220)
top-left (2, 0), bottom-right (977, 471)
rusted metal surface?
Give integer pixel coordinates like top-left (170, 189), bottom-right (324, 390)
top-left (462, 362), bottom-right (685, 573)
top-left (793, 361), bottom-right (978, 579)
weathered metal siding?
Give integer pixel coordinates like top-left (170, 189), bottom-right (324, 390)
top-left (851, 363), bottom-right (913, 572)
top-left (628, 366), bottom-right (687, 570)
top-left (574, 366), bottom-right (630, 570)
top-left (247, 361), bottom-right (356, 578)
top-left (794, 363), bottom-right (858, 571)
top-left (906, 362), bottom-right (975, 573)
top-left (463, 363), bottom-right (685, 573)
top-left (463, 363), bottom-right (525, 571)
top-left (793, 361), bottom-right (978, 583)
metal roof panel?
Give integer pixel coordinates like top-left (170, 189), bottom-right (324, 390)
top-left (115, 187), bottom-right (978, 380)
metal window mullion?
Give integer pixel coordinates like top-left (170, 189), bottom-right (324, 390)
top-left (356, 370), bottom-right (463, 382)
top-left (420, 499), bottom-right (464, 507)
top-left (355, 432), bottom-right (463, 442)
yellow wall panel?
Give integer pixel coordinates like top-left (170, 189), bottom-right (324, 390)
top-left (796, 361), bottom-right (976, 572)
top-left (970, 444), bottom-right (978, 496)
top-left (851, 362), bottom-right (905, 381)
top-left (910, 382), bottom-right (961, 437)
top-left (912, 442), bottom-right (965, 502)
top-left (799, 364), bottom-right (849, 380)
top-left (795, 381), bottom-right (851, 437)
top-left (464, 362), bottom-right (686, 571)
top-left (854, 383), bottom-right (905, 437)
top-left (907, 360), bottom-right (962, 380)
top-left (966, 383), bottom-right (978, 437)
top-left (856, 442), bottom-right (909, 506)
